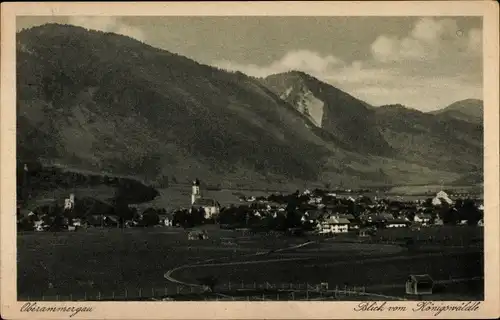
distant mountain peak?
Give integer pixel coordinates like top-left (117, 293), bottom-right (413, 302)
top-left (431, 98), bottom-right (483, 124)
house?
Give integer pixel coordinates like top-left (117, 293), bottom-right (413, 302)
top-left (362, 214), bottom-right (390, 227)
top-left (358, 228), bottom-right (369, 237)
top-left (338, 214), bottom-right (356, 221)
top-left (64, 193), bottom-right (75, 210)
top-left (434, 216), bottom-right (444, 226)
top-left (88, 214), bottom-right (119, 227)
top-left (34, 219), bottom-right (45, 232)
top-left (158, 213), bottom-right (173, 227)
top-left (308, 197), bottom-right (323, 205)
top-left (379, 213), bottom-right (395, 221)
top-left (386, 219), bottom-right (409, 228)
top-left (191, 198), bottom-right (220, 219)
top-left (304, 210), bottom-right (324, 223)
top-left (432, 191), bottom-right (453, 206)
top-left (319, 215), bottom-right (350, 234)
top-left (72, 218), bottom-right (82, 227)
top-left (414, 213), bottom-right (432, 225)
top-left (405, 274), bottom-right (434, 295)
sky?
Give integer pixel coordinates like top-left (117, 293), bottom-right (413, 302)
top-left (17, 16), bottom-right (483, 111)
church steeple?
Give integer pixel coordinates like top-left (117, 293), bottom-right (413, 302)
top-left (191, 178), bottom-right (201, 205)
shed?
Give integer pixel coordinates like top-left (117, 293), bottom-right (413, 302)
top-left (405, 274), bottom-right (434, 295)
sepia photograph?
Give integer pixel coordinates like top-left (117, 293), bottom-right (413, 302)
top-left (1, 1), bottom-right (499, 319)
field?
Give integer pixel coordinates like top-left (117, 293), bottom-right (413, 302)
top-left (17, 226), bottom-right (483, 301)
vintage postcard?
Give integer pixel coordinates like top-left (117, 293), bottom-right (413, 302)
top-left (1, 1), bottom-right (499, 319)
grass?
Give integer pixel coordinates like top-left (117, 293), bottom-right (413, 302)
top-left (17, 226), bottom-right (483, 301)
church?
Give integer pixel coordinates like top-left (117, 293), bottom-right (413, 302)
top-left (190, 179), bottom-right (221, 219)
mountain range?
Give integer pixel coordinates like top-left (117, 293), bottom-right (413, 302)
top-left (16, 24), bottom-right (484, 190)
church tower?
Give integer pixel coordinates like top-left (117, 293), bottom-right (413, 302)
top-left (191, 178), bottom-right (201, 205)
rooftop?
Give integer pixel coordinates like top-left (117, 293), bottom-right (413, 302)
top-left (193, 198), bottom-right (219, 207)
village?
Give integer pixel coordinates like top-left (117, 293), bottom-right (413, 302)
top-left (17, 178), bottom-right (485, 237)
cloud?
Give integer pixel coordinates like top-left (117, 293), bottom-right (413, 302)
top-left (467, 28), bottom-right (482, 55)
top-left (210, 18), bottom-right (482, 111)
top-left (214, 50), bottom-right (342, 78)
top-left (370, 17), bottom-right (481, 62)
top-left (68, 16), bottom-right (146, 42)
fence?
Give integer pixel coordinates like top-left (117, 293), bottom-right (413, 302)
top-left (20, 281), bottom-right (370, 302)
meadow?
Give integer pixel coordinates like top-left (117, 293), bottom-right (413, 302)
top-left (17, 225), bottom-right (483, 301)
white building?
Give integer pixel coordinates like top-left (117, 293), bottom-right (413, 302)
top-left (386, 219), bottom-right (409, 228)
top-left (192, 198), bottom-right (220, 219)
top-left (64, 193), bottom-right (75, 210)
top-left (432, 190), bottom-right (453, 206)
top-left (190, 179), bottom-right (220, 219)
top-left (414, 214), bottom-right (432, 225)
top-left (318, 215), bottom-right (350, 234)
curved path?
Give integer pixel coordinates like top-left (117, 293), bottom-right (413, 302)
top-left (164, 241), bottom-right (315, 288)
top-left (164, 239), bottom-right (410, 300)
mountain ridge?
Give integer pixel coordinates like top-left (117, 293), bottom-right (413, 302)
top-left (16, 24), bottom-right (483, 189)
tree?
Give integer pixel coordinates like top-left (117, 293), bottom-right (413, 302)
top-left (285, 198), bottom-right (302, 229)
top-left (423, 198), bottom-right (433, 208)
top-left (187, 207), bottom-right (205, 227)
top-left (142, 208), bottom-right (160, 226)
top-left (442, 206), bottom-right (458, 225)
top-left (173, 209), bottom-right (190, 227)
top-left (48, 204), bottom-right (66, 231)
top-left (460, 199), bottom-right (482, 226)
top-left (113, 182), bottom-right (134, 228)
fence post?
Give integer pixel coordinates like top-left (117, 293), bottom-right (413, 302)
top-left (125, 288), bottom-right (128, 298)
top-left (139, 288), bottom-right (142, 298)
top-left (112, 291), bottom-right (115, 299)
top-left (28, 296), bottom-right (30, 301)
top-left (84, 292), bottom-right (87, 301)
top-left (70, 293), bottom-right (73, 300)
top-left (98, 291), bottom-right (101, 300)
top-left (306, 289), bottom-right (309, 300)
top-left (164, 287), bottom-right (168, 296)
top-left (228, 280), bottom-right (231, 290)
top-left (56, 295), bottom-right (59, 301)
top-left (152, 288), bottom-right (155, 297)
